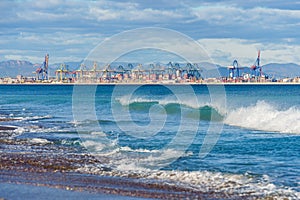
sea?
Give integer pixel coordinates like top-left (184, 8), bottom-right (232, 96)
top-left (0, 84), bottom-right (299, 199)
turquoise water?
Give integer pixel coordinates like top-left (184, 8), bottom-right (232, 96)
top-left (0, 84), bottom-right (299, 198)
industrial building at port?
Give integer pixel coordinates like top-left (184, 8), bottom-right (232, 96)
top-left (1, 51), bottom-right (299, 84)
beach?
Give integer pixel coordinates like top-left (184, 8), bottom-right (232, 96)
top-left (0, 182), bottom-right (142, 200)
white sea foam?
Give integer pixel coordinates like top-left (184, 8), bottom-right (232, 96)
top-left (146, 170), bottom-right (299, 198)
top-left (117, 95), bottom-right (159, 106)
top-left (14, 115), bottom-right (53, 121)
top-left (30, 138), bottom-right (52, 144)
top-left (23, 126), bottom-right (66, 134)
top-left (90, 131), bottom-right (107, 137)
top-left (14, 127), bottom-right (26, 134)
top-left (81, 134), bottom-right (120, 156)
top-left (60, 139), bottom-right (82, 146)
top-left (119, 146), bottom-right (160, 153)
top-left (117, 95), bottom-right (200, 108)
top-left (75, 131), bottom-right (299, 198)
top-left (82, 140), bottom-right (110, 152)
top-left (118, 96), bottom-right (300, 134)
top-left (76, 165), bottom-right (299, 199)
top-left (225, 101), bottom-right (300, 134)
top-left (95, 146), bottom-right (195, 172)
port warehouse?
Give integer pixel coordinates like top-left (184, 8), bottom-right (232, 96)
top-left (1, 51), bottom-right (300, 84)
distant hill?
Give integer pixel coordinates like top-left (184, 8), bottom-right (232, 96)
top-left (201, 63), bottom-right (300, 78)
top-left (262, 63), bottom-right (300, 78)
top-left (0, 59), bottom-right (299, 79)
top-left (0, 60), bottom-right (83, 78)
top-left (0, 60), bottom-right (34, 77)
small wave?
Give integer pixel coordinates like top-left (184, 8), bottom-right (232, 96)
top-left (29, 138), bottom-right (52, 144)
top-left (147, 170), bottom-right (299, 198)
top-left (81, 136), bottom-right (119, 156)
top-left (76, 166), bottom-right (299, 199)
top-left (119, 146), bottom-right (160, 153)
top-left (19, 125), bottom-right (68, 134)
top-left (225, 101), bottom-right (300, 134)
top-left (14, 127), bottom-right (26, 134)
top-left (60, 139), bottom-right (82, 146)
top-left (14, 115), bottom-right (53, 121)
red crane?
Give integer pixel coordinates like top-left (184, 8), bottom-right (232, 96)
top-left (251, 50), bottom-right (262, 77)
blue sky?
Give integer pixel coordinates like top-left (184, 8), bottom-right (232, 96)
top-left (1, 0), bottom-right (300, 67)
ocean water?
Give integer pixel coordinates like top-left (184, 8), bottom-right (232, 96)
top-left (0, 84), bottom-right (299, 199)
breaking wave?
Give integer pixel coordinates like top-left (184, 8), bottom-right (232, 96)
top-left (116, 96), bottom-right (224, 121)
top-left (225, 101), bottom-right (300, 134)
top-left (117, 96), bottom-right (300, 134)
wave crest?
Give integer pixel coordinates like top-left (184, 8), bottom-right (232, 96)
top-left (225, 101), bottom-right (300, 134)
top-left (116, 95), bottom-right (224, 121)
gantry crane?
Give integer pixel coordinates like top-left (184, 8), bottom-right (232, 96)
top-left (35, 54), bottom-right (49, 80)
top-left (251, 50), bottom-right (261, 77)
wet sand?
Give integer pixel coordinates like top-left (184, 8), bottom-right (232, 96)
top-left (0, 152), bottom-right (219, 199)
top-left (0, 182), bottom-right (144, 200)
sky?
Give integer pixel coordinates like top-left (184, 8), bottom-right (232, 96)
top-left (1, 0), bottom-right (300, 67)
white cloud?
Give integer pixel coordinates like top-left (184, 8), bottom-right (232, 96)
top-left (6, 0), bottom-right (185, 25)
top-left (3, 54), bottom-right (43, 63)
top-left (86, 28), bottom-right (212, 65)
top-left (31, 0), bottom-right (61, 9)
top-left (87, 1), bottom-right (184, 22)
top-left (198, 38), bottom-right (300, 66)
top-left (0, 31), bottom-right (103, 63)
top-left (89, 7), bottom-right (121, 21)
top-left (126, 8), bottom-right (184, 21)
top-left (191, 5), bottom-right (300, 28)
top-left (1, 0), bottom-right (300, 68)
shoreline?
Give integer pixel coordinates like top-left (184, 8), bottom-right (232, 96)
top-left (0, 148), bottom-right (225, 199)
top-left (1, 81), bottom-right (300, 86)
top-left (0, 182), bottom-right (145, 200)
top-left (0, 130), bottom-right (222, 199)
top-left (0, 129), bottom-right (259, 200)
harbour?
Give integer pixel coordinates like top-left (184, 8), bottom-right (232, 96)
top-left (2, 51), bottom-right (300, 85)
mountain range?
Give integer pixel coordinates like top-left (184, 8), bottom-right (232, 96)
top-left (0, 60), bottom-right (299, 79)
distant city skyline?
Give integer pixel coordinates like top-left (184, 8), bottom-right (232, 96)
top-left (1, 1), bottom-right (300, 66)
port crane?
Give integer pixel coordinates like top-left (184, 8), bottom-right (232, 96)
top-left (228, 59), bottom-right (240, 78)
top-left (185, 63), bottom-right (202, 80)
top-left (35, 54), bottom-right (49, 80)
top-left (251, 50), bottom-right (261, 77)
top-left (55, 63), bottom-right (70, 82)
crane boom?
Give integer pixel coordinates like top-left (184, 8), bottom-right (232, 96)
top-left (43, 54), bottom-right (49, 80)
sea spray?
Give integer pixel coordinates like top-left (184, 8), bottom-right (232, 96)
top-left (225, 100), bottom-right (300, 134)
